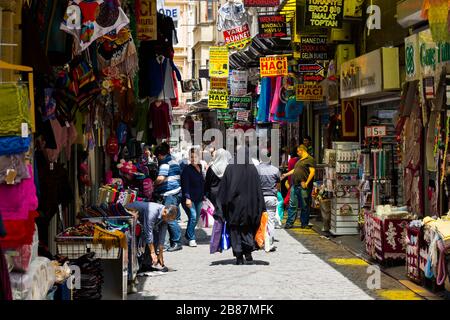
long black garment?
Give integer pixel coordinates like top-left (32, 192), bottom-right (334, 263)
top-left (216, 160), bottom-right (266, 256)
top-left (204, 167), bottom-right (221, 208)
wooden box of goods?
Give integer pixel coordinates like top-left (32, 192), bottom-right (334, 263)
top-left (364, 210), bottom-right (412, 263)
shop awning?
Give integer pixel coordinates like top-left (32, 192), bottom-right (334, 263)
top-left (277, 0), bottom-right (304, 22)
top-left (229, 37), bottom-right (292, 69)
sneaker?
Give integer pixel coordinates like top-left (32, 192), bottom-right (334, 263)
top-left (167, 243), bottom-right (183, 252)
top-left (284, 224), bottom-right (293, 229)
top-left (188, 240), bottom-right (197, 247)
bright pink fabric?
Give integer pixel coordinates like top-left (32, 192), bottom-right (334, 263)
top-left (0, 165), bottom-right (38, 220)
top-left (269, 77), bottom-right (283, 121)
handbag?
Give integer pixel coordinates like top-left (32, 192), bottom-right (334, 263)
top-left (209, 219), bottom-right (223, 254)
top-left (255, 212), bottom-right (269, 249)
top-left (200, 198), bottom-right (215, 228)
top-left (220, 222), bottom-right (231, 251)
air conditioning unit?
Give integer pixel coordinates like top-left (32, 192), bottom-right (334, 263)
top-left (397, 0), bottom-right (426, 28)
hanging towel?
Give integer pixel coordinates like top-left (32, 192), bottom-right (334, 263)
top-left (256, 78), bottom-right (272, 123)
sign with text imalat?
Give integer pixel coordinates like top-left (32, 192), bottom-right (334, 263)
top-left (258, 15), bottom-right (287, 38)
top-left (208, 90), bottom-right (229, 109)
top-left (296, 84), bottom-right (323, 101)
top-left (209, 47), bottom-right (229, 78)
top-left (305, 0), bottom-right (344, 29)
top-left (244, 0), bottom-right (280, 7)
top-left (224, 24), bottom-right (252, 50)
top-left (136, 0), bottom-right (158, 41)
top-left (211, 77), bottom-right (228, 90)
top-left (260, 56), bottom-right (288, 77)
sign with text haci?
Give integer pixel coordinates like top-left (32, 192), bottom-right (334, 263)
top-left (258, 15), bottom-right (287, 38)
top-left (209, 47), bottom-right (229, 78)
top-left (136, 0), bottom-right (158, 41)
top-left (260, 56), bottom-right (288, 77)
top-left (208, 90), bottom-right (229, 109)
top-left (229, 96), bottom-right (252, 110)
top-left (300, 35), bottom-right (329, 60)
top-left (305, 0), bottom-right (344, 29)
top-left (224, 23), bottom-right (252, 50)
top-left (244, 0), bottom-right (280, 7)
top-left (296, 84), bottom-right (324, 101)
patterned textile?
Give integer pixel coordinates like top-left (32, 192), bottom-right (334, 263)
top-left (365, 211), bottom-right (411, 262)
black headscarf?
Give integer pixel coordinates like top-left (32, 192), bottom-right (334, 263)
top-left (215, 146), bottom-right (266, 230)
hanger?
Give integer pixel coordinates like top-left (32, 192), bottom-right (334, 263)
top-left (0, 60), bottom-right (35, 133)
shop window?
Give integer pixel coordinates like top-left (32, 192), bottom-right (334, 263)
top-left (207, 0), bottom-right (214, 22)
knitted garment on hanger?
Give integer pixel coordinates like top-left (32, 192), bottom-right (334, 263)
top-left (0, 136), bottom-right (32, 157)
top-left (61, 0), bottom-right (129, 53)
top-left (422, 0), bottom-right (450, 42)
top-left (97, 27), bottom-right (139, 79)
top-left (0, 154), bottom-right (30, 185)
top-left (0, 84), bottom-right (31, 137)
top-left (0, 165), bottom-right (38, 221)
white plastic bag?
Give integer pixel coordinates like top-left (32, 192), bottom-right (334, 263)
top-left (200, 198), bottom-right (215, 228)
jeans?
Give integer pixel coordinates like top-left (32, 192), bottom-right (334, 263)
top-left (182, 201), bottom-right (202, 241)
top-left (164, 192), bottom-right (182, 246)
top-left (286, 185), bottom-right (313, 227)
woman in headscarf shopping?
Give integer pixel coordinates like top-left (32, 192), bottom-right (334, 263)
top-left (204, 148), bottom-right (232, 209)
top-left (215, 145), bottom-right (266, 265)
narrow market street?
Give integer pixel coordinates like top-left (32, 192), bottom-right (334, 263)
top-left (130, 220), bottom-right (422, 300)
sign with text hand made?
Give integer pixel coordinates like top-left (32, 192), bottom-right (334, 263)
top-left (260, 56), bottom-right (288, 77)
top-left (209, 47), bottom-right (229, 78)
top-left (296, 84), bottom-right (323, 101)
top-left (258, 15), bottom-right (287, 38)
top-left (306, 0), bottom-right (344, 29)
top-left (136, 0), bottom-right (158, 41)
top-left (208, 90), bottom-right (229, 109)
top-left (224, 24), bottom-right (252, 50)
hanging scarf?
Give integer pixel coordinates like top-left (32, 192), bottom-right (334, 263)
top-left (210, 148), bottom-right (232, 178)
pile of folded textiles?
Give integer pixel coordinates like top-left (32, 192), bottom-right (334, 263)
top-left (374, 205), bottom-right (413, 220)
top-left (80, 202), bottom-right (135, 219)
top-left (69, 253), bottom-right (103, 300)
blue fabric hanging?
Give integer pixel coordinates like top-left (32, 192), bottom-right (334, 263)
top-left (256, 77), bottom-right (272, 123)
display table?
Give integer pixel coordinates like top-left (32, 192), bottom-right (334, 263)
top-left (364, 210), bottom-right (411, 263)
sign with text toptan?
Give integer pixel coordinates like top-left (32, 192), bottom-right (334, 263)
top-left (208, 90), bottom-right (229, 109)
top-left (260, 56), bottom-right (288, 77)
top-left (305, 0), bottom-right (344, 29)
top-left (209, 47), bottom-right (229, 78)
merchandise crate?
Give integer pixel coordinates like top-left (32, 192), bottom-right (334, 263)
top-left (55, 234), bottom-right (121, 260)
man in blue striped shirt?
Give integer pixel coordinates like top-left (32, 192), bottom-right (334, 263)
top-left (154, 145), bottom-right (183, 252)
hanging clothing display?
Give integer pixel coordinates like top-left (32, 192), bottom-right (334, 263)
top-left (216, 0), bottom-right (248, 31)
top-left (256, 78), bottom-right (272, 123)
top-left (0, 84), bottom-right (31, 137)
top-left (60, 0), bottom-right (130, 53)
top-left (96, 27), bottom-right (139, 79)
top-left (421, 0), bottom-right (450, 43)
top-left (149, 101), bottom-right (171, 140)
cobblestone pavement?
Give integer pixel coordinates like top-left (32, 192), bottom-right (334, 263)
top-left (129, 220), bottom-right (422, 300)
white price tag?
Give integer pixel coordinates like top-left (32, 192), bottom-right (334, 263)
top-left (21, 123), bottom-right (28, 138)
